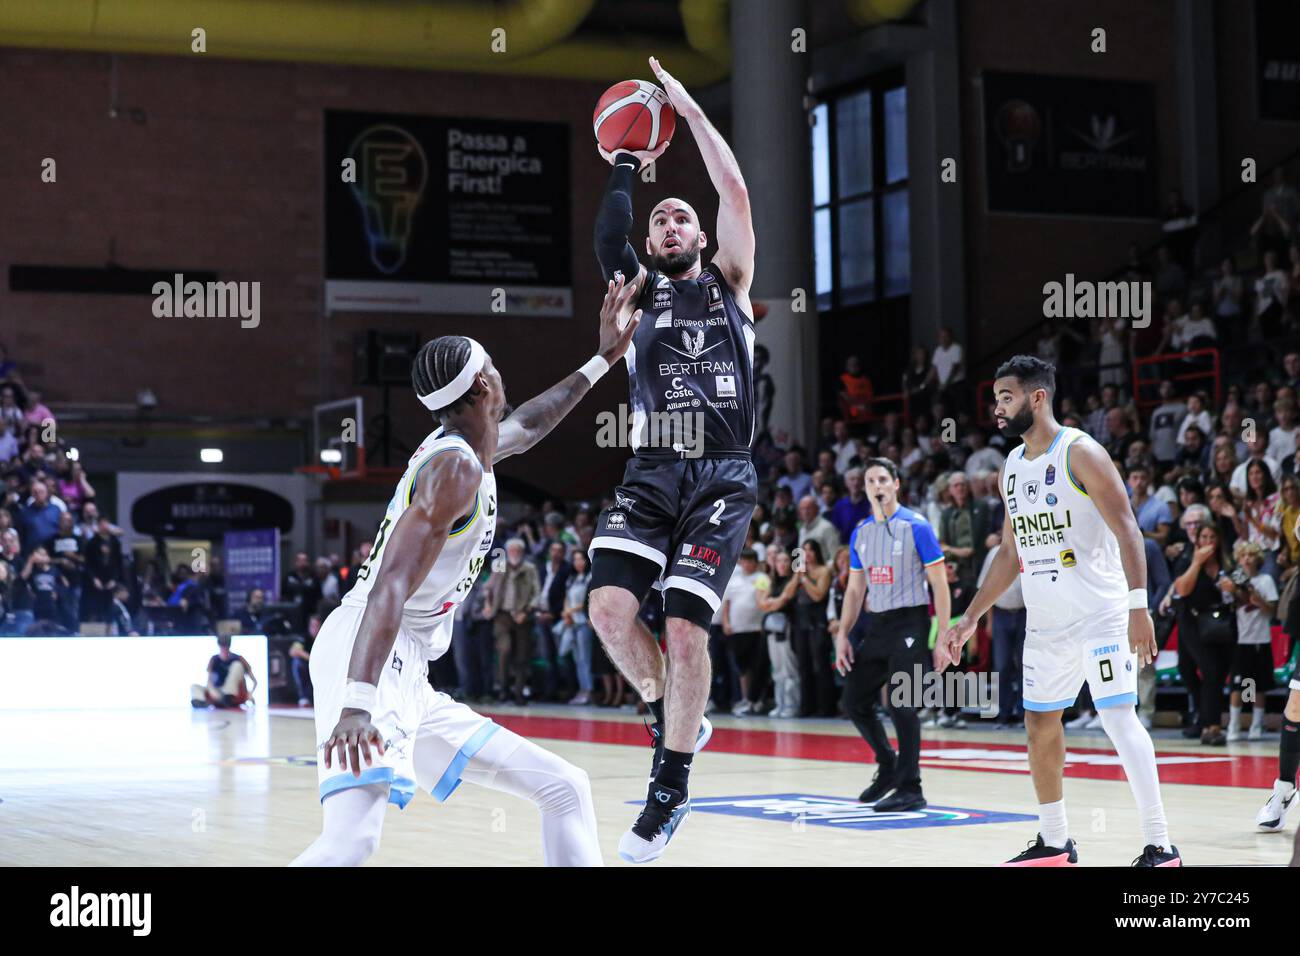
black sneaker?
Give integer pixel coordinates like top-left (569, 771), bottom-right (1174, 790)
top-left (1132, 844), bottom-right (1182, 867)
top-left (617, 783), bottom-right (690, 864)
top-left (1001, 834), bottom-right (1079, 867)
top-left (858, 766), bottom-right (897, 803)
top-left (873, 786), bottom-right (926, 813)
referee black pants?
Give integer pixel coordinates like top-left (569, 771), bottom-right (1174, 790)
top-left (841, 605), bottom-right (931, 792)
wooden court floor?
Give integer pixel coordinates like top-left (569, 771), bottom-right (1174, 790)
top-left (0, 703), bottom-right (1293, 867)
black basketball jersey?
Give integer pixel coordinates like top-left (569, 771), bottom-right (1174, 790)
top-left (624, 262), bottom-right (756, 458)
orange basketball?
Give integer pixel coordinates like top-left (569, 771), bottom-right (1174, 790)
top-left (593, 79), bottom-right (676, 154)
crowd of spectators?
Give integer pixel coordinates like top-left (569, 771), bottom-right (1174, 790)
top-left (0, 358), bottom-right (130, 637)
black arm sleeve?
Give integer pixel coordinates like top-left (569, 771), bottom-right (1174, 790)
top-left (594, 152), bottom-right (643, 282)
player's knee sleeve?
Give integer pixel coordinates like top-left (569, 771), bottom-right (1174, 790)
top-left (663, 589), bottom-right (714, 632)
top-left (1282, 717), bottom-right (1300, 785)
top-left (347, 831), bottom-right (381, 864)
top-left (315, 787), bottom-right (386, 865)
top-left (589, 550), bottom-right (660, 613)
top-left (533, 760), bottom-right (591, 816)
top-left (484, 740), bottom-right (590, 816)
top-left (1098, 704), bottom-right (1150, 746)
top-left (1284, 716), bottom-right (1300, 741)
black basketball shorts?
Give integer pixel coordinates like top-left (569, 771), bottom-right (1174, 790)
top-left (589, 455), bottom-right (757, 630)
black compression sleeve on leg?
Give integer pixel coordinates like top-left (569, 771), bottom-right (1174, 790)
top-left (594, 152), bottom-right (643, 282)
top-left (1282, 716), bottom-right (1300, 785)
top-left (663, 589), bottom-right (715, 632)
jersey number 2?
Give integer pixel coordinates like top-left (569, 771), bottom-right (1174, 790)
top-left (709, 499), bottom-right (726, 526)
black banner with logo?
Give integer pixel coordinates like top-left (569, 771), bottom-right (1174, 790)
top-left (130, 483), bottom-right (295, 537)
top-left (983, 72), bottom-right (1159, 218)
top-left (1257, 0), bottom-right (1300, 121)
top-left (324, 110), bottom-right (571, 315)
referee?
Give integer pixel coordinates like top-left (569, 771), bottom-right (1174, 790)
top-left (833, 457), bottom-right (951, 812)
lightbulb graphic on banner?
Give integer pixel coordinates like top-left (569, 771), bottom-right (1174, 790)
top-left (347, 124), bottom-right (429, 274)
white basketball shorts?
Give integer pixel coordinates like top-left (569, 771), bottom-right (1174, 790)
top-left (1022, 605), bottom-right (1138, 712)
top-left (310, 603), bottom-right (498, 808)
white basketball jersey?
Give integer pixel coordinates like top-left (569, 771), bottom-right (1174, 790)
top-left (342, 429), bottom-right (497, 657)
top-left (1002, 426), bottom-right (1126, 631)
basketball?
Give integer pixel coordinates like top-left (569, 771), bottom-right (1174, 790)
top-left (593, 79), bottom-right (676, 154)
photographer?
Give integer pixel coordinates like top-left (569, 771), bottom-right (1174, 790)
top-left (190, 635), bottom-right (255, 709)
top-left (1172, 524), bottom-right (1238, 745)
top-left (1224, 540), bottom-right (1278, 741)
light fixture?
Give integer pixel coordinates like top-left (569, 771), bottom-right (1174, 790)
top-left (320, 449), bottom-right (343, 464)
top-left (200, 448), bottom-right (223, 463)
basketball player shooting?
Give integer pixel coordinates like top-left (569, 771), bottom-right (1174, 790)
top-left (588, 57), bottom-right (758, 863)
top-left (289, 278), bottom-right (640, 868)
top-left (936, 356), bottom-right (1180, 867)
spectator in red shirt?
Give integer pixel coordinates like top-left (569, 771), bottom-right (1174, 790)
top-left (839, 355), bottom-right (874, 425)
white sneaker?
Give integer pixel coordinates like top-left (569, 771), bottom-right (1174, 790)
top-left (731, 700), bottom-right (753, 716)
top-left (1084, 713), bottom-right (1105, 730)
top-left (1256, 781), bottom-right (1297, 832)
top-left (1248, 723), bottom-right (1264, 741)
top-left (1065, 712), bottom-right (1094, 729)
top-left (619, 783), bottom-right (690, 863)
top-left (937, 713), bottom-right (955, 728)
top-left (1226, 724), bottom-right (1241, 742)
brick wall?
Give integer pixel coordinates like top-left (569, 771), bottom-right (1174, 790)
top-left (0, 47), bottom-right (716, 498)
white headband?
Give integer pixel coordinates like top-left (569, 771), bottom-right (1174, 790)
top-left (418, 338), bottom-right (486, 410)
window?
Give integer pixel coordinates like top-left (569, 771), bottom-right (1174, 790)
top-left (810, 75), bottom-right (909, 311)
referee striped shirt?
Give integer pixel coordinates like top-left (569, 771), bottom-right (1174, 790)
top-left (848, 505), bottom-right (945, 611)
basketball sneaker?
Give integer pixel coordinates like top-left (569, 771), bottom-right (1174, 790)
top-left (1256, 780), bottom-right (1297, 832)
top-left (874, 786), bottom-right (926, 813)
top-left (646, 716), bottom-right (713, 782)
top-left (1132, 844), bottom-right (1182, 867)
top-left (618, 783), bottom-right (690, 864)
top-left (1001, 834), bottom-right (1078, 866)
top-left (858, 766), bottom-right (897, 803)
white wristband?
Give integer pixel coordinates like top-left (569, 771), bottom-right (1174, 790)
top-left (342, 680), bottom-right (376, 711)
top-left (579, 355), bottom-right (610, 385)
top-left (1127, 588), bottom-right (1148, 611)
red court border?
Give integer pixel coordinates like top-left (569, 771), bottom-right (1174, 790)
top-left (488, 713), bottom-right (1279, 789)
